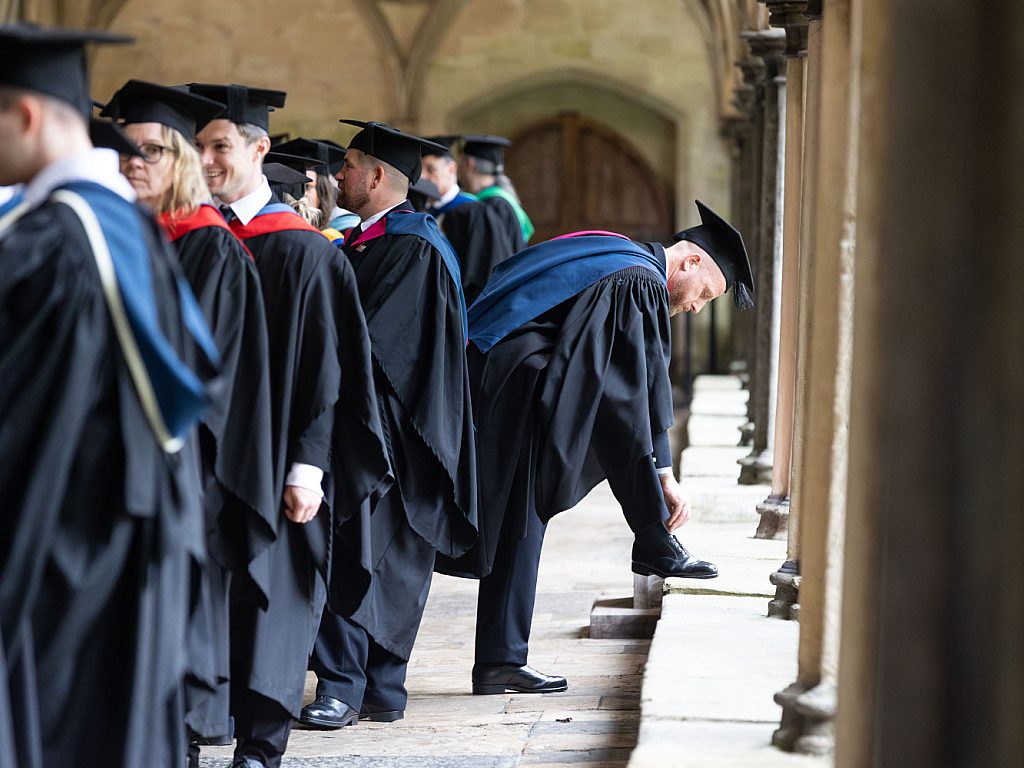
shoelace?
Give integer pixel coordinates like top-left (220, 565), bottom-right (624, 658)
top-left (666, 534), bottom-right (690, 559)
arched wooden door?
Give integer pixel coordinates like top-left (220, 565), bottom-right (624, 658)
top-left (505, 112), bottom-right (673, 244)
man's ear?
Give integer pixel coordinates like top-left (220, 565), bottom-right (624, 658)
top-left (20, 94), bottom-right (44, 135)
top-left (253, 135), bottom-right (271, 161)
top-left (682, 250), bottom-right (702, 272)
top-left (370, 164), bottom-right (385, 189)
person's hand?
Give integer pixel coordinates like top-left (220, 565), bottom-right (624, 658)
top-left (283, 485), bottom-right (322, 524)
top-left (660, 473), bottom-right (691, 531)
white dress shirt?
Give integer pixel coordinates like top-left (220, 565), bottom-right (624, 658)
top-left (220, 175), bottom-right (325, 497)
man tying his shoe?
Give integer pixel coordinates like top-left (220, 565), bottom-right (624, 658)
top-left (435, 200), bottom-right (754, 695)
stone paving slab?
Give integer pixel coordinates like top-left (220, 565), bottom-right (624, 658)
top-left (692, 375), bottom-right (744, 393)
top-left (685, 415), bottom-right (746, 448)
top-left (688, 390), bottom-right (748, 418)
top-left (629, 721), bottom-right (825, 768)
top-left (680, 446), bottom-right (753, 478)
top-left (687, 475), bottom-right (770, 523)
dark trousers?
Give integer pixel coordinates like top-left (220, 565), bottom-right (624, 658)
top-left (311, 611), bottom-right (412, 711)
top-left (231, 688), bottom-right (293, 768)
top-left (474, 455), bottom-right (666, 666)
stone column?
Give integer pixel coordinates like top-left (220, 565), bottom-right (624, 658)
top-left (738, 28), bottom-right (787, 485)
top-left (772, 0), bottom-right (856, 756)
top-left (836, 0), bottom-right (1024, 766)
top-left (734, 53), bottom-right (764, 447)
top-left (755, 2), bottom-right (809, 542)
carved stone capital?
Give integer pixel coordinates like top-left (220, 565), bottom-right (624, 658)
top-left (761, 1), bottom-right (810, 58)
top-left (742, 28), bottom-right (788, 80)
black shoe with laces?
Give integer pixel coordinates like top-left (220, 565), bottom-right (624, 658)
top-left (631, 531), bottom-right (719, 579)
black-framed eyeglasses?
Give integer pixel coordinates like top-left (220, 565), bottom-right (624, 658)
top-left (135, 143), bottom-right (177, 164)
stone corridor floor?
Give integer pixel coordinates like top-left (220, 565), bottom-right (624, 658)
top-left (200, 481), bottom-right (655, 768)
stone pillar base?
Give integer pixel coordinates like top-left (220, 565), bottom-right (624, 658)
top-left (738, 449), bottom-right (773, 484)
top-left (738, 420), bottom-right (755, 446)
top-left (792, 682), bottom-right (836, 755)
top-left (767, 560), bottom-right (800, 620)
top-left (773, 681), bottom-right (836, 756)
top-left (755, 494), bottom-right (789, 539)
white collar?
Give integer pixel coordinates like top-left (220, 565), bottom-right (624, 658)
top-left (360, 201), bottom-right (403, 231)
top-left (22, 148), bottom-right (136, 211)
top-left (218, 176), bottom-right (271, 225)
top-left (434, 183), bottom-right (460, 209)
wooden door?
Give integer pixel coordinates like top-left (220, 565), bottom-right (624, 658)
top-left (505, 112), bottom-right (672, 244)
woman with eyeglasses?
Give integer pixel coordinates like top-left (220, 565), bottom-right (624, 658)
top-left (102, 80), bottom-right (278, 768)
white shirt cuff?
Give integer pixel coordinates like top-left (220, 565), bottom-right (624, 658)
top-left (656, 466), bottom-right (674, 476)
top-left (286, 463), bottom-right (325, 497)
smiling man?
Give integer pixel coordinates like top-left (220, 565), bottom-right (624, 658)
top-left (441, 201), bottom-right (754, 697)
top-left (190, 85), bottom-right (391, 768)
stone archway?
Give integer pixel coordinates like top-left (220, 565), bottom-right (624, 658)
top-left (506, 112), bottom-right (673, 243)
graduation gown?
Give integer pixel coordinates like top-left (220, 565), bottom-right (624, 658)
top-left (0, 184), bottom-right (213, 768)
top-left (437, 234), bottom-right (672, 578)
top-left (227, 200), bottom-right (390, 717)
top-left (478, 192), bottom-right (526, 253)
top-left (337, 203), bottom-right (477, 658)
top-left (160, 205), bottom-right (277, 737)
top-left (434, 194), bottom-right (514, 305)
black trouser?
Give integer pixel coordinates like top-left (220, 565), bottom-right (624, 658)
top-left (311, 612), bottom-right (414, 711)
top-left (474, 455), bottom-right (667, 666)
top-left (231, 688), bottom-right (293, 768)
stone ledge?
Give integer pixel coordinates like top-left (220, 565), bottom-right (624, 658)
top-left (629, 585), bottom-right (827, 768)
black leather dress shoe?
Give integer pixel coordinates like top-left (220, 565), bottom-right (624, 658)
top-left (298, 695), bottom-right (359, 729)
top-left (472, 663), bottom-right (568, 695)
top-left (631, 533), bottom-right (719, 579)
top-left (230, 758), bottom-right (266, 768)
top-left (359, 704), bottom-right (404, 722)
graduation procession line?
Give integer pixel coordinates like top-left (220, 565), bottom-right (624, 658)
top-left (1, 20), bottom-right (759, 768)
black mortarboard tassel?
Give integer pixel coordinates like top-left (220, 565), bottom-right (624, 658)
top-left (339, 120), bottom-right (449, 184)
top-left (101, 80), bottom-right (224, 143)
top-left (674, 200), bottom-right (755, 310)
top-left (187, 83), bottom-right (286, 132)
top-left (0, 23), bottom-right (132, 118)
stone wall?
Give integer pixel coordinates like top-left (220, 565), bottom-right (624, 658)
top-left (85, 0), bottom-right (730, 229)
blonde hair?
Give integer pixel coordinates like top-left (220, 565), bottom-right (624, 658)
top-left (155, 124), bottom-right (210, 219)
top-left (283, 191), bottom-right (322, 228)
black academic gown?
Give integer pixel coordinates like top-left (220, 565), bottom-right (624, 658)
top-left (438, 248), bottom-right (673, 579)
top-left (167, 215), bottom-right (277, 739)
top-left (0, 200), bottom-right (210, 768)
top-left (337, 203), bottom-right (477, 659)
top-left (479, 194), bottom-right (526, 253)
top-left (437, 200), bottom-right (514, 305)
top-left (229, 205), bottom-right (390, 718)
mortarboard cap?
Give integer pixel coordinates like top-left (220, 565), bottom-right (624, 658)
top-left (101, 80), bottom-right (224, 143)
top-left (0, 23), bottom-right (132, 118)
top-left (263, 162), bottom-right (311, 186)
top-left (339, 120), bottom-right (449, 184)
top-left (460, 134), bottom-right (511, 171)
top-left (274, 138), bottom-right (347, 175)
top-left (187, 83), bottom-right (286, 132)
top-left (89, 119), bottom-right (142, 157)
top-left (264, 151), bottom-right (321, 173)
top-left (423, 135), bottom-right (459, 159)
top-left (408, 176), bottom-right (441, 212)
top-left (674, 200), bottom-right (755, 310)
